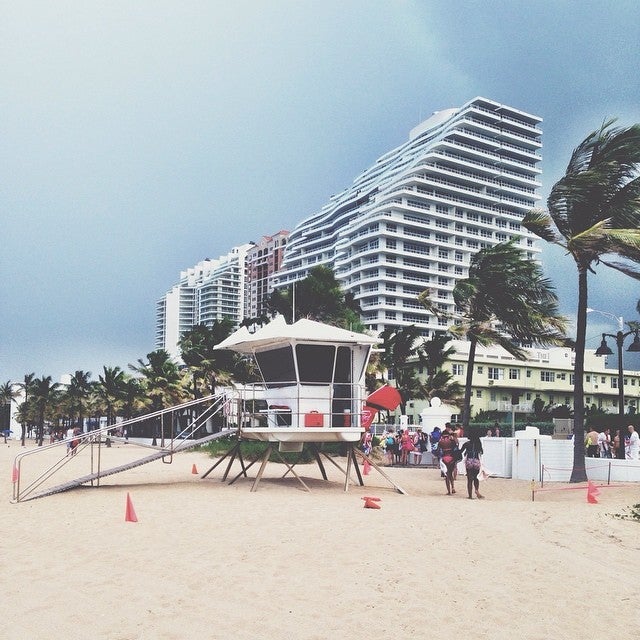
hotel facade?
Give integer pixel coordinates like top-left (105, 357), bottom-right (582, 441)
top-left (403, 341), bottom-right (640, 425)
top-left (276, 96), bottom-right (542, 335)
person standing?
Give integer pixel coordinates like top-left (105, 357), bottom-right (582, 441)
top-left (585, 428), bottom-right (600, 457)
top-left (626, 425), bottom-right (640, 460)
top-left (383, 429), bottom-right (395, 466)
top-left (399, 429), bottom-right (413, 466)
top-left (66, 424), bottom-right (75, 456)
top-left (597, 428), bottom-right (611, 459)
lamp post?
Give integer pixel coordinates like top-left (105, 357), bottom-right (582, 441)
top-left (590, 310), bottom-right (640, 459)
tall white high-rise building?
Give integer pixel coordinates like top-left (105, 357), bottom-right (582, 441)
top-left (276, 97), bottom-right (542, 335)
top-left (156, 244), bottom-right (252, 359)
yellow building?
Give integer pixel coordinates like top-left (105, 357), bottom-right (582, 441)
top-left (404, 340), bottom-right (640, 425)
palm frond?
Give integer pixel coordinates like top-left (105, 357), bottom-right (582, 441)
top-left (522, 209), bottom-right (564, 244)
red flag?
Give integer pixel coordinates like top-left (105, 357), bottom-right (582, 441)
top-left (361, 406), bottom-right (377, 430)
top-left (587, 481), bottom-right (600, 504)
top-left (366, 385), bottom-right (402, 411)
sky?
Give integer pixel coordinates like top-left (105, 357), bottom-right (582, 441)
top-left (2, 0), bottom-right (640, 383)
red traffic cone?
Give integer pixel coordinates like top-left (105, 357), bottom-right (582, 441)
top-left (11, 464), bottom-right (19, 484)
top-left (125, 492), bottom-right (138, 522)
top-left (361, 496), bottom-right (381, 502)
top-left (363, 459), bottom-right (371, 475)
top-left (191, 463), bottom-right (199, 475)
top-left (364, 498), bottom-right (381, 509)
top-left (587, 481), bottom-right (600, 504)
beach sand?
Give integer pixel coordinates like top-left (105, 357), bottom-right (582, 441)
top-left (2, 438), bottom-right (639, 639)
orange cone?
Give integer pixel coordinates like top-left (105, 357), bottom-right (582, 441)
top-left (364, 498), bottom-right (381, 509)
top-left (11, 464), bottom-right (19, 484)
top-left (191, 463), bottom-right (198, 475)
top-left (587, 481), bottom-right (600, 504)
top-left (363, 459), bottom-right (371, 475)
top-left (361, 496), bottom-right (381, 502)
top-left (125, 492), bottom-right (138, 522)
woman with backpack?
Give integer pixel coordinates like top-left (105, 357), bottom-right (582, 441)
top-left (384, 429), bottom-right (396, 465)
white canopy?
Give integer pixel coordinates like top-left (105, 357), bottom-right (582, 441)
top-left (214, 316), bottom-right (379, 354)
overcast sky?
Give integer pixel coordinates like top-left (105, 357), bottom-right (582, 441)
top-left (2, 0), bottom-right (640, 382)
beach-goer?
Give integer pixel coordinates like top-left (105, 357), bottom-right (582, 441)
top-left (411, 428), bottom-right (427, 465)
top-left (70, 426), bottom-right (81, 456)
top-left (437, 425), bottom-right (458, 495)
top-left (585, 428), bottom-right (599, 457)
top-left (597, 428), bottom-right (611, 459)
top-left (384, 429), bottom-right (395, 465)
top-left (460, 430), bottom-right (484, 499)
top-left (361, 430), bottom-right (372, 456)
top-left (399, 429), bottom-right (413, 466)
top-left (66, 425), bottom-right (76, 456)
top-left (626, 425), bottom-right (639, 460)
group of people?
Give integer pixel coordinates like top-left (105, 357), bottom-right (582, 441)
top-left (585, 425), bottom-right (640, 460)
top-left (433, 423), bottom-right (485, 499)
top-left (379, 427), bottom-right (430, 466)
top-left (376, 421), bottom-right (487, 499)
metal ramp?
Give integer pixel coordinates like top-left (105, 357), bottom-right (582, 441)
top-left (12, 393), bottom-right (235, 503)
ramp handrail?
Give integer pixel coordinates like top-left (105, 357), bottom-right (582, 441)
top-left (12, 391), bottom-right (236, 502)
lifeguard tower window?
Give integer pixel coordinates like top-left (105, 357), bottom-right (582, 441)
top-left (335, 347), bottom-right (352, 383)
top-left (255, 346), bottom-right (296, 387)
top-left (296, 344), bottom-right (335, 383)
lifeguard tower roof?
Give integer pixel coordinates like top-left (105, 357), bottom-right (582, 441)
top-left (215, 315), bottom-right (379, 353)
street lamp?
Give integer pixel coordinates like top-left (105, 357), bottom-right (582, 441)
top-left (591, 310), bottom-right (640, 459)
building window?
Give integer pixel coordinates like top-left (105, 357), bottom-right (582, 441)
top-left (570, 374), bottom-right (575, 385)
top-left (526, 370), bottom-right (532, 378)
top-left (509, 368), bottom-right (520, 380)
top-left (477, 366), bottom-right (483, 374)
top-left (488, 367), bottom-right (504, 380)
top-left (541, 371), bottom-right (555, 382)
top-left (476, 390), bottom-right (482, 398)
top-left (585, 375), bottom-right (591, 382)
top-left (611, 377), bottom-right (618, 389)
top-left (452, 364), bottom-right (464, 376)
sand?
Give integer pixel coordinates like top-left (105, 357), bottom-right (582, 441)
top-left (2, 438), bottom-right (640, 640)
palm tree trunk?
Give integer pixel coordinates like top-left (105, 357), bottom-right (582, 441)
top-left (462, 337), bottom-right (478, 430)
top-left (570, 267), bottom-right (589, 482)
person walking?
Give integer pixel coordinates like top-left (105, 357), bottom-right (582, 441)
top-left (460, 429), bottom-right (484, 499)
top-left (437, 425), bottom-right (458, 495)
top-left (626, 425), bottom-right (640, 460)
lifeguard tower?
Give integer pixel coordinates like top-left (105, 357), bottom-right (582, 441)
top-left (205, 316), bottom-right (405, 493)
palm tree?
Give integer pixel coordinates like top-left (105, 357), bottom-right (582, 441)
top-left (95, 366), bottom-right (126, 426)
top-left (268, 265), bottom-right (364, 330)
top-left (419, 240), bottom-right (567, 433)
top-left (378, 325), bottom-right (429, 415)
top-left (420, 333), bottom-right (464, 407)
top-left (0, 381), bottom-right (18, 441)
top-left (131, 350), bottom-right (186, 446)
top-left (16, 373), bottom-right (34, 445)
top-left (31, 376), bottom-right (61, 446)
top-left (178, 321), bottom-right (236, 398)
top-left (65, 370), bottom-right (93, 431)
top-left (523, 121), bottom-right (640, 479)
